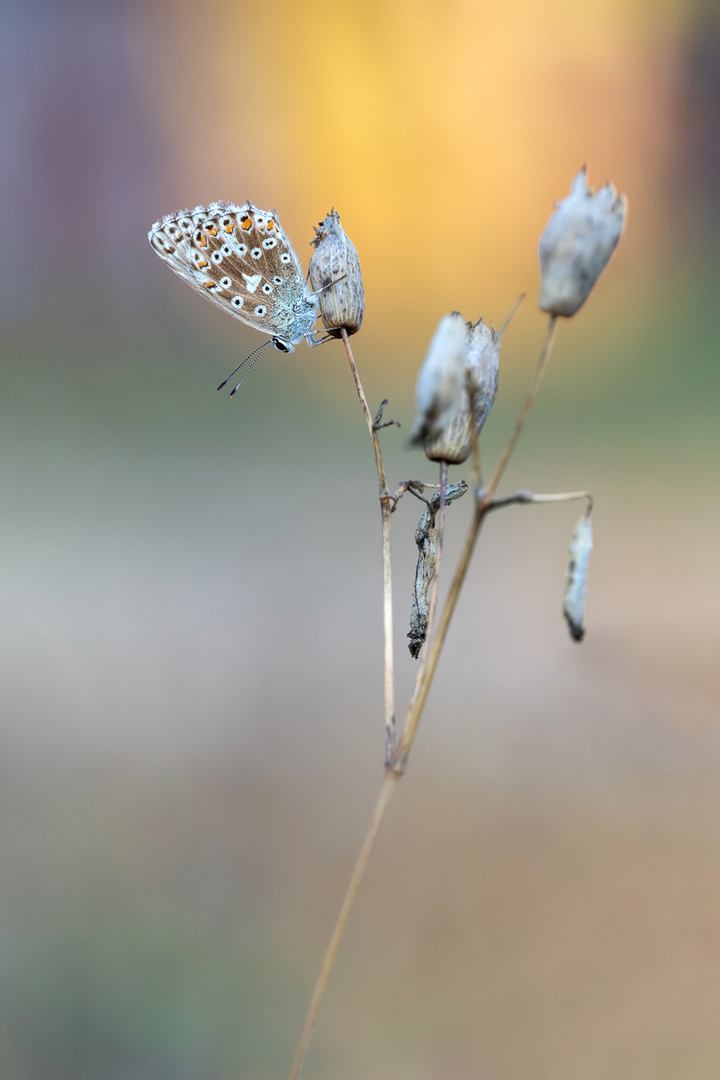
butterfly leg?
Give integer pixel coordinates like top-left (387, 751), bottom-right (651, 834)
top-left (305, 330), bottom-right (337, 348)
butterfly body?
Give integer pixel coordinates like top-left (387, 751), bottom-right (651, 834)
top-left (148, 201), bottom-right (320, 351)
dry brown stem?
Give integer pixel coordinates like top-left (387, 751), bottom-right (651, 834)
top-left (288, 317), bottom-right (560, 1079)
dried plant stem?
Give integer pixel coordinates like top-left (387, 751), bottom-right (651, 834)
top-left (380, 504), bottom-right (395, 759)
top-left (468, 379), bottom-right (482, 494)
top-left (487, 489), bottom-right (593, 514)
top-left (340, 329), bottom-right (396, 759)
top-left (393, 318), bottom-right (560, 767)
top-left (392, 498), bottom-right (484, 772)
top-left (341, 328), bottom-right (388, 491)
top-left (289, 502), bottom-right (484, 1080)
top-left (430, 461), bottom-right (449, 631)
top-left (287, 771), bottom-right (398, 1080)
top-left (404, 462), bottom-right (449, 716)
top-left (288, 322), bottom-right (560, 1077)
top-left (485, 314), bottom-right (557, 499)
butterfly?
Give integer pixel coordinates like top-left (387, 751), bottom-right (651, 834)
top-left (148, 201), bottom-right (323, 390)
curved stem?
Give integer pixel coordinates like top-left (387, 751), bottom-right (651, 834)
top-left (287, 772), bottom-right (398, 1080)
top-left (340, 330), bottom-right (396, 760)
top-left (485, 314), bottom-right (557, 499)
top-left (341, 329), bottom-right (388, 493)
top-left (392, 500), bottom-right (485, 772)
top-left (287, 318), bottom-right (560, 1076)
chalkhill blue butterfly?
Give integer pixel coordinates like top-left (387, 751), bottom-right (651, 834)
top-left (148, 201), bottom-right (323, 390)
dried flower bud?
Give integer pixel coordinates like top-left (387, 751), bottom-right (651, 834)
top-left (539, 167), bottom-right (626, 318)
top-left (563, 513), bottom-right (593, 641)
top-left (308, 208), bottom-right (364, 337)
top-left (424, 318), bottom-right (500, 464)
top-left (410, 312), bottom-right (467, 446)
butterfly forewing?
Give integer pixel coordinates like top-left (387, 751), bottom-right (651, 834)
top-left (148, 201), bottom-right (319, 349)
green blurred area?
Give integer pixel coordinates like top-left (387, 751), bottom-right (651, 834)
top-left (4, 269), bottom-right (720, 1078)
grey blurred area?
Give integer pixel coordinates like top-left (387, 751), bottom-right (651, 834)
top-left (2, 3), bottom-right (720, 1079)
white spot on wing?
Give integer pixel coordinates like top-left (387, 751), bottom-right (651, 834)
top-left (242, 273), bottom-right (262, 293)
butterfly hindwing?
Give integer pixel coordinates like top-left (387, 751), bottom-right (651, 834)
top-left (148, 201), bottom-right (319, 349)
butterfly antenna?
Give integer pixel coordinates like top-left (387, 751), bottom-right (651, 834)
top-left (308, 273), bottom-right (347, 296)
top-left (229, 347), bottom-right (269, 396)
top-left (217, 341), bottom-right (271, 393)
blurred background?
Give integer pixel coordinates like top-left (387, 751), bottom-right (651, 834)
top-left (2, 1), bottom-right (720, 1077)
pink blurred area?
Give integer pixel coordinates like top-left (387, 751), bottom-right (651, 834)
top-left (3, 2), bottom-right (720, 1079)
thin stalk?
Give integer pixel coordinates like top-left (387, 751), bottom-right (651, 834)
top-left (485, 314), bottom-right (557, 499)
top-left (391, 498), bottom-right (485, 772)
top-left (381, 501), bottom-right (395, 759)
top-left (423, 462), bottom-right (449, 658)
top-left (487, 489), bottom-right (593, 514)
top-left (394, 317), bottom-right (560, 769)
top-left (341, 329), bottom-right (388, 492)
top-left (288, 318), bottom-right (560, 1075)
top-left (405, 461), bottom-right (448, 714)
top-left (468, 379), bottom-right (482, 496)
top-left (340, 329), bottom-right (396, 759)
top-left (287, 772), bottom-right (398, 1080)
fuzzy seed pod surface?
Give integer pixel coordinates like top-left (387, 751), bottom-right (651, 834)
top-left (410, 312), bottom-right (467, 446)
top-left (424, 318), bottom-right (500, 464)
top-left (539, 168), bottom-right (626, 318)
top-left (308, 208), bottom-right (364, 337)
top-left (563, 513), bottom-right (593, 641)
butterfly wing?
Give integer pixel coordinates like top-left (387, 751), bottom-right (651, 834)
top-left (148, 201), bottom-right (318, 349)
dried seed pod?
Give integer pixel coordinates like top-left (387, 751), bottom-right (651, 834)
top-left (563, 513), bottom-right (593, 641)
top-left (424, 318), bottom-right (500, 464)
top-left (408, 509), bottom-right (438, 659)
top-left (308, 208), bottom-right (364, 337)
top-left (539, 167), bottom-right (626, 318)
top-left (410, 312), bottom-right (467, 446)
top-left (408, 482), bottom-right (468, 657)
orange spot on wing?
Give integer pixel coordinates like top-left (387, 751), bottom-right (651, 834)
top-left (197, 259), bottom-right (208, 268)
top-left (206, 225), bottom-right (218, 236)
top-left (240, 216), bottom-right (253, 230)
top-left (204, 280), bottom-right (215, 289)
top-left (224, 223), bottom-right (235, 233)
top-left (197, 235), bottom-right (207, 248)
top-left (267, 220), bottom-right (275, 230)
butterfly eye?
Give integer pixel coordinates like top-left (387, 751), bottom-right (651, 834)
top-left (250, 248), bottom-right (262, 259)
top-left (231, 296), bottom-right (244, 308)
